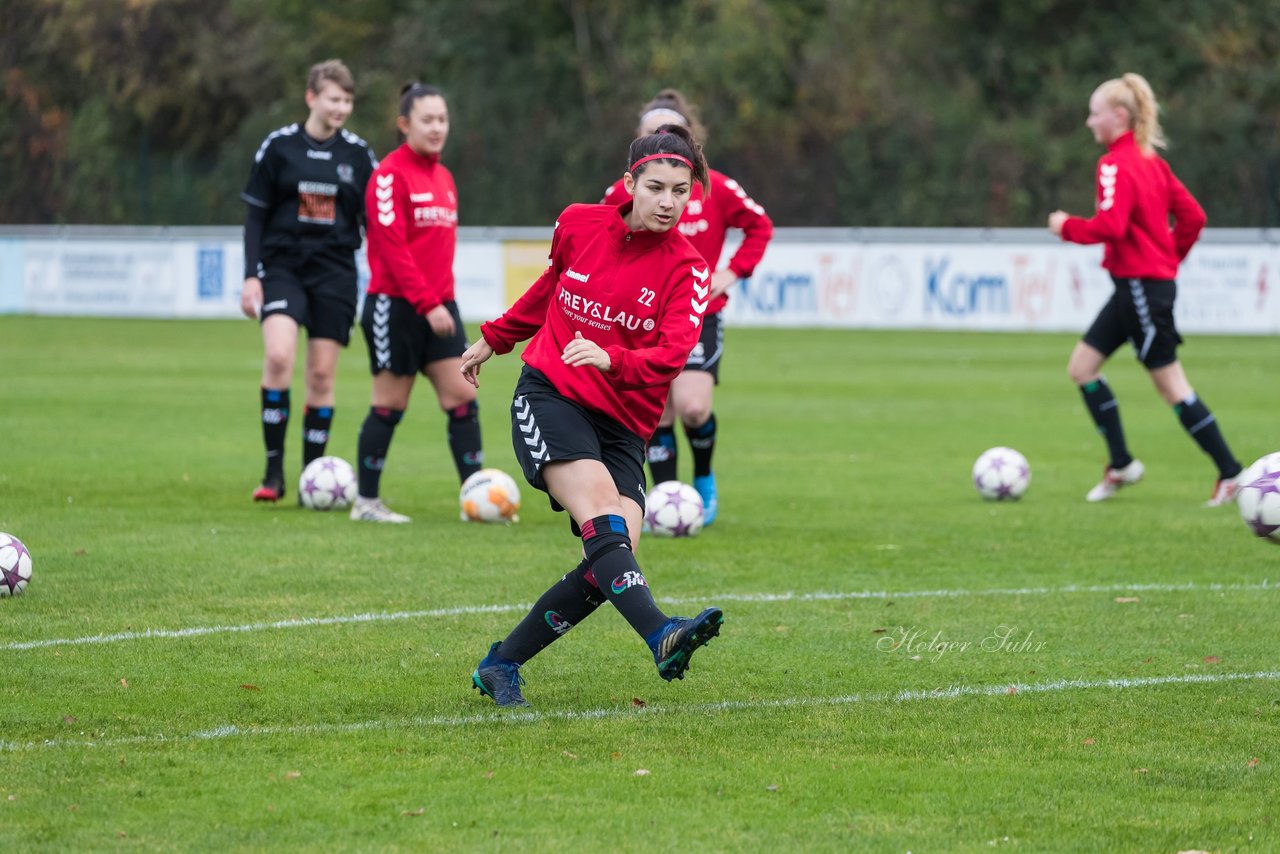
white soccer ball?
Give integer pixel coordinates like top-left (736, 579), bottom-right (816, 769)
top-left (644, 480), bottom-right (704, 537)
top-left (460, 468), bottom-right (521, 523)
top-left (972, 447), bottom-right (1031, 501)
top-left (1237, 452), bottom-right (1280, 545)
top-left (0, 532), bottom-right (33, 597)
top-left (298, 456), bottom-right (358, 511)
top-left (1237, 452), bottom-right (1280, 493)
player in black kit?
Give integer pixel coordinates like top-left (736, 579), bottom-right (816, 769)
top-left (240, 59), bottom-right (377, 502)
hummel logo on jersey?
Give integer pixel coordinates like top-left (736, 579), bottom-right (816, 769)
top-left (409, 192), bottom-right (434, 203)
top-left (375, 173), bottom-right (395, 226)
top-left (1098, 163), bottom-right (1119, 212)
top-left (306, 149), bottom-right (333, 160)
top-left (514, 395), bottom-right (548, 463)
top-left (689, 266), bottom-right (710, 326)
top-left (566, 268), bottom-right (590, 283)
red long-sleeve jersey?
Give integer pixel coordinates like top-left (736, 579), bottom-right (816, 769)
top-left (1060, 131), bottom-right (1205, 279)
top-left (481, 202), bottom-right (709, 438)
top-left (603, 168), bottom-right (772, 314)
top-left (364, 144), bottom-right (458, 313)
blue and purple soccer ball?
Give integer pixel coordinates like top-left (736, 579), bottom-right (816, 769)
top-left (298, 456), bottom-right (358, 511)
top-left (645, 480), bottom-right (704, 537)
top-left (0, 532), bottom-right (32, 597)
top-left (1237, 452), bottom-right (1280, 545)
top-left (972, 447), bottom-right (1031, 501)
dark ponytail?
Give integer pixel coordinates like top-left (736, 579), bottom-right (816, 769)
top-left (399, 81), bottom-right (443, 118)
top-left (627, 124), bottom-right (710, 194)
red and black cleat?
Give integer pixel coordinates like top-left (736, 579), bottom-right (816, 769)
top-left (252, 479), bottom-right (285, 503)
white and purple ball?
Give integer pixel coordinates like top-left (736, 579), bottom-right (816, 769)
top-left (298, 456), bottom-right (358, 511)
top-left (1237, 452), bottom-right (1280, 493)
top-left (1238, 470), bottom-right (1280, 545)
top-left (644, 480), bottom-right (704, 537)
top-left (972, 447), bottom-right (1031, 501)
top-left (0, 533), bottom-right (33, 597)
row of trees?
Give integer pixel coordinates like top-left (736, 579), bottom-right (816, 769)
top-left (4, 0), bottom-right (1279, 227)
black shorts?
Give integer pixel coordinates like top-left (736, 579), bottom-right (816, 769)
top-left (361, 295), bottom-right (468, 376)
top-left (683, 310), bottom-right (724, 382)
top-left (1082, 277), bottom-right (1183, 370)
top-left (510, 366), bottom-right (647, 519)
top-left (259, 252), bottom-right (357, 344)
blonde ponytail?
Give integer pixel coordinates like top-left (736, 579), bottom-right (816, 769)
top-left (1097, 73), bottom-right (1167, 152)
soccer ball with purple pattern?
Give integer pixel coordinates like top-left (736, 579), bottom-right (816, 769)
top-left (0, 532), bottom-right (33, 597)
top-left (644, 480), bottom-right (704, 537)
top-left (298, 456), bottom-right (358, 511)
top-left (972, 447), bottom-right (1031, 501)
top-left (1237, 452), bottom-right (1280, 544)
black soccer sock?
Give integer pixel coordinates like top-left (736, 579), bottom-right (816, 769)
top-left (581, 514), bottom-right (668, 638)
top-left (646, 425), bottom-right (678, 484)
top-left (356, 407), bottom-right (403, 498)
top-left (495, 560), bottom-right (605, 664)
top-left (1079, 379), bottom-right (1133, 470)
top-left (303, 406), bottom-right (333, 468)
top-left (1174, 394), bottom-right (1243, 479)
top-left (260, 387), bottom-right (290, 483)
top-left (685, 413), bottom-right (717, 479)
top-left (446, 400), bottom-right (484, 483)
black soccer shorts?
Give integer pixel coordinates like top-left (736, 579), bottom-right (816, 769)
top-left (1082, 277), bottom-right (1183, 370)
top-left (683, 310), bottom-right (724, 383)
top-left (361, 295), bottom-right (468, 376)
top-left (259, 252), bottom-right (358, 344)
top-left (509, 366), bottom-right (647, 516)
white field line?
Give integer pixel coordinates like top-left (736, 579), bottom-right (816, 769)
top-left (4, 579), bottom-right (1273, 653)
top-left (2, 669), bottom-right (1276, 754)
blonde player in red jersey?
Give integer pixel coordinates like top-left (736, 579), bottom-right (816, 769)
top-left (602, 89), bottom-right (774, 525)
top-left (1049, 73), bottom-right (1242, 506)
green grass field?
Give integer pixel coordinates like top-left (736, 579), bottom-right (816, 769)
top-left (1, 316), bottom-right (1277, 852)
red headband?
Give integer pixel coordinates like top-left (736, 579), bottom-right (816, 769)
top-left (629, 152), bottom-right (694, 173)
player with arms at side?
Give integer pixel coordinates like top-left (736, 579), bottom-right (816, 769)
top-left (351, 83), bottom-right (483, 523)
top-left (240, 59), bottom-right (377, 503)
top-left (603, 89), bottom-right (773, 525)
top-left (459, 125), bottom-right (724, 707)
top-left (1050, 73), bottom-right (1243, 506)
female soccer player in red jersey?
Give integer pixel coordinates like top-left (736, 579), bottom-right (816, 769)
top-left (240, 60), bottom-right (377, 503)
top-left (602, 89), bottom-right (774, 525)
top-left (1049, 73), bottom-right (1243, 506)
top-left (350, 83), bottom-right (483, 523)
top-left (458, 125), bottom-right (724, 706)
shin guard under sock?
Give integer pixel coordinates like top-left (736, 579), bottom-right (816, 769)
top-left (261, 387), bottom-right (290, 482)
top-left (581, 514), bottom-right (667, 638)
top-left (1079, 379), bottom-right (1133, 470)
top-left (446, 400), bottom-right (483, 483)
top-left (356, 407), bottom-right (403, 498)
top-left (647, 425), bottom-right (678, 484)
top-left (495, 560), bottom-right (604, 664)
top-left (303, 405), bottom-right (333, 468)
top-left (1175, 394), bottom-right (1242, 478)
top-left (685, 413), bottom-right (717, 479)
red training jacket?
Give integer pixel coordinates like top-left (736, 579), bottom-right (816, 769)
top-left (603, 168), bottom-right (772, 314)
top-left (1060, 131), bottom-right (1205, 280)
top-left (481, 202), bottom-right (709, 438)
top-left (364, 143), bottom-right (458, 313)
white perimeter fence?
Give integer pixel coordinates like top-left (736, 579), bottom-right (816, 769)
top-left (2, 226), bottom-right (1277, 333)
